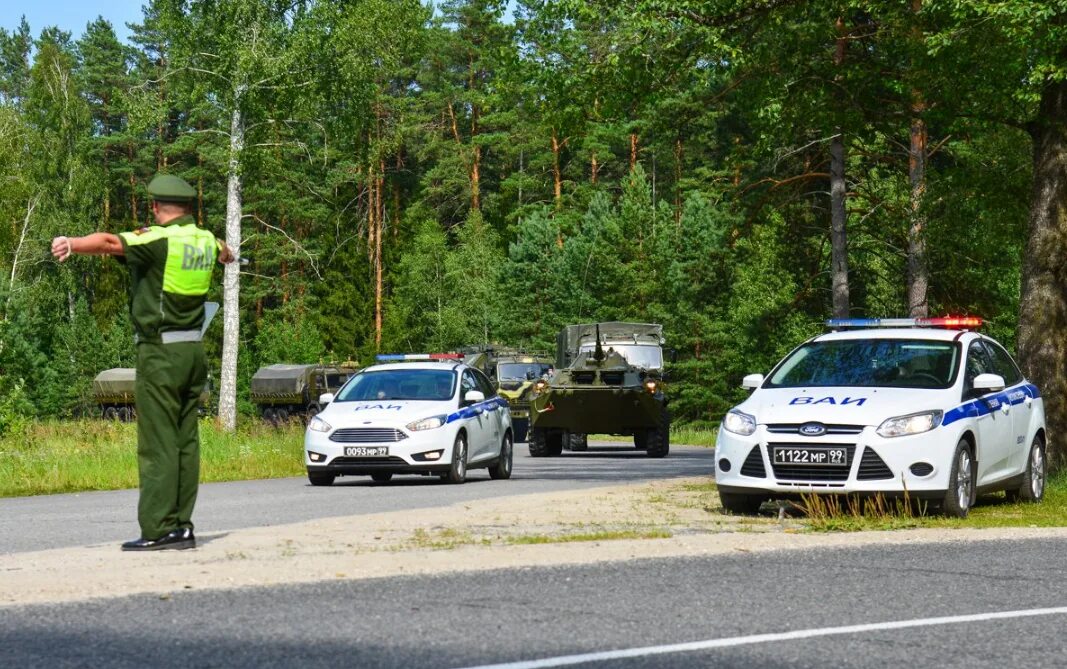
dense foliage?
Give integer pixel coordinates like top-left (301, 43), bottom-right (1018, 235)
top-left (0, 1), bottom-right (1055, 444)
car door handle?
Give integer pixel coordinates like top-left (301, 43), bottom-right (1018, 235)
top-left (1001, 403), bottom-right (1010, 415)
top-left (1025, 398), bottom-right (1033, 408)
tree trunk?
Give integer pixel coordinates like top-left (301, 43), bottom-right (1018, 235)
top-left (906, 0), bottom-right (929, 318)
top-left (552, 128), bottom-right (563, 209)
top-left (591, 152), bottom-right (599, 185)
top-left (829, 17), bottom-right (850, 319)
top-left (674, 137), bottom-right (683, 226)
top-left (629, 132), bottom-right (639, 171)
top-left (375, 159), bottom-right (384, 349)
top-left (218, 87), bottom-right (246, 432)
top-left (1018, 78), bottom-right (1067, 472)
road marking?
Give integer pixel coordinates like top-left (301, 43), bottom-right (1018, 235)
top-left (459, 606), bottom-right (1067, 669)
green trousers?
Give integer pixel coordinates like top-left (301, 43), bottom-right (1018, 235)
top-left (135, 341), bottom-right (207, 540)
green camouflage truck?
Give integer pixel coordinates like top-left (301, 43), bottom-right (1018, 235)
top-left (461, 348), bottom-right (552, 442)
top-left (92, 368), bottom-right (211, 421)
top-left (250, 363), bottom-right (359, 424)
top-left (528, 322), bottom-right (670, 457)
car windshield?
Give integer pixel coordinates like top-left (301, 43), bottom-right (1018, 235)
top-left (766, 339), bottom-right (960, 389)
top-left (336, 369), bottom-right (456, 402)
top-left (578, 344), bottom-right (663, 369)
top-left (498, 362), bottom-right (552, 380)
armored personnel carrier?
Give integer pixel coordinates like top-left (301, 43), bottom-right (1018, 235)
top-left (250, 362), bottom-right (359, 424)
top-left (92, 368), bottom-right (211, 421)
top-left (528, 322), bottom-right (670, 458)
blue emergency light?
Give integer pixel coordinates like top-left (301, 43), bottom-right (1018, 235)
top-left (826, 317), bottom-right (983, 329)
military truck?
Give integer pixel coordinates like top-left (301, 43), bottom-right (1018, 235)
top-left (528, 322), bottom-right (670, 458)
top-left (460, 348), bottom-right (552, 442)
top-left (250, 363), bottom-right (359, 424)
top-left (92, 368), bottom-right (211, 421)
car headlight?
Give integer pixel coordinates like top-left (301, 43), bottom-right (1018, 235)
top-left (407, 415), bottom-right (447, 431)
top-left (723, 410), bottom-right (757, 436)
top-left (876, 410), bottom-right (943, 438)
top-left (308, 416), bottom-right (332, 433)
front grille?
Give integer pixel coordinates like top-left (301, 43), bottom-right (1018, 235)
top-left (600, 371), bottom-right (625, 385)
top-left (769, 442), bottom-right (857, 482)
top-left (740, 446), bottom-right (766, 478)
top-left (857, 447), bottom-right (894, 480)
top-left (330, 456), bottom-right (409, 466)
top-left (766, 423), bottom-right (864, 435)
top-left (329, 428), bottom-right (408, 443)
top-left (510, 400), bottom-right (530, 410)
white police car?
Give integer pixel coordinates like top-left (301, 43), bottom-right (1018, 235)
top-left (304, 354), bottom-right (513, 485)
top-left (715, 318), bottom-right (1047, 517)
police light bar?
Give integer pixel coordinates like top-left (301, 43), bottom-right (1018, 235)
top-left (826, 317), bottom-right (983, 329)
top-left (376, 353), bottom-right (465, 362)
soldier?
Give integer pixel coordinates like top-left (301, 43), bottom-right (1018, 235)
top-left (51, 173), bottom-right (234, 551)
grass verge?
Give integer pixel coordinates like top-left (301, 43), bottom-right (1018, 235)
top-left (678, 475), bottom-right (1067, 531)
top-left (589, 427), bottom-right (716, 448)
top-left (0, 419), bottom-right (306, 497)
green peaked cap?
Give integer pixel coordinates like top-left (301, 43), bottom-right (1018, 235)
top-left (146, 173), bottom-right (196, 203)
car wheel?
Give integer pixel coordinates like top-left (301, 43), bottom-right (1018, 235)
top-left (645, 406), bottom-right (670, 458)
top-left (489, 432), bottom-right (513, 480)
top-left (442, 433), bottom-right (468, 484)
top-left (1006, 435), bottom-right (1046, 503)
top-left (308, 471), bottom-right (335, 486)
top-left (371, 473), bottom-right (393, 483)
top-left (941, 439), bottom-right (975, 518)
top-left (567, 432), bottom-right (588, 452)
top-left (719, 491), bottom-right (764, 515)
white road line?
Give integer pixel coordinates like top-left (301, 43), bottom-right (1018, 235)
top-left (458, 606), bottom-right (1067, 669)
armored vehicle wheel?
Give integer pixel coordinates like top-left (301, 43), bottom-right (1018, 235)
top-left (308, 471), bottom-right (335, 486)
top-left (117, 407), bottom-right (133, 423)
top-left (371, 473), bottom-right (393, 483)
top-left (262, 407), bottom-right (277, 424)
top-left (103, 406), bottom-right (120, 421)
top-left (528, 427), bottom-right (549, 457)
top-left (644, 407), bottom-right (670, 458)
top-left (306, 403), bottom-right (321, 419)
top-left (275, 407), bottom-right (290, 424)
top-left (567, 432), bottom-right (588, 451)
top-left (633, 432), bottom-right (648, 449)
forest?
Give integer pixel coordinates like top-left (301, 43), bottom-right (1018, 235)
top-left (1, 1), bottom-right (1066, 467)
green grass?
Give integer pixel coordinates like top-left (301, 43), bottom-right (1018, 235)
top-left (589, 427), bottom-right (716, 447)
top-left (507, 527), bottom-right (673, 544)
top-left (0, 419), bottom-right (306, 497)
top-left (681, 475), bottom-right (1067, 531)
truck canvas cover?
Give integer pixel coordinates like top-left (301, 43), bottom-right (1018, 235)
top-left (92, 368), bottom-right (137, 399)
top-left (556, 322), bottom-right (664, 368)
top-left (250, 364), bottom-right (316, 398)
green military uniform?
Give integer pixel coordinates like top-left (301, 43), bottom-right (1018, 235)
top-left (118, 174), bottom-right (219, 541)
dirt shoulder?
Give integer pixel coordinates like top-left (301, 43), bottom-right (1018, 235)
top-left (3, 477), bottom-right (1065, 607)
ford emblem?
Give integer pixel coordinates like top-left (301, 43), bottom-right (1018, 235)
top-left (799, 422), bottom-right (827, 437)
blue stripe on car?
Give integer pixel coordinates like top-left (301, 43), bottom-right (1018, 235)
top-left (444, 397), bottom-right (510, 424)
top-left (942, 383), bottom-right (1039, 427)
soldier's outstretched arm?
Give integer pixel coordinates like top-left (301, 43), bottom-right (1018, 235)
top-left (216, 239), bottom-right (235, 264)
top-left (51, 233), bottom-right (124, 262)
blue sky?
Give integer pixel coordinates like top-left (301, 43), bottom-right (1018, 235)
top-left (2, 0), bottom-right (145, 43)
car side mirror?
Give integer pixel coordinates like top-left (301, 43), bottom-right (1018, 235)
top-left (319, 393), bottom-right (335, 406)
top-left (464, 390), bottom-right (485, 405)
top-left (741, 374), bottom-right (765, 390)
top-left (972, 373), bottom-right (1006, 394)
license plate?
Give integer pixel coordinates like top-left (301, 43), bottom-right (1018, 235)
top-left (772, 447), bottom-right (848, 466)
top-left (511, 410), bottom-right (528, 418)
top-left (344, 446), bottom-right (389, 457)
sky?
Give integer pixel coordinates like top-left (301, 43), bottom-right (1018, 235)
top-left (1, 0), bottom-right (145, 43)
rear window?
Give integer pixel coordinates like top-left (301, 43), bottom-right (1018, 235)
top-left (766, 339), bottom-right (960, 389)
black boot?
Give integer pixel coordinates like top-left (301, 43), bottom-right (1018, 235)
top-left (121, 528), bottom-right (195, 551)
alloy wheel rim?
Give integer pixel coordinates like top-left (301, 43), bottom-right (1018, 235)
top-left (957, 450), bottom-right (973, 510)
top-left (1032, 444), bottom-right (1045, 498)
top-left (504, 437), bottom-right (513, 474)
top-left (456, 438), bottom-right (466, 477)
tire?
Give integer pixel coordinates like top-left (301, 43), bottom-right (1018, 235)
top-left (103, 406), bottom-right (120, 421)
top-left (634, 431), bottom-right (648, 449)
top-left (719, 491), bottom-right (764, 514)
top-left (567, 432), bottom-right (588, 452)
top-left (1006, 435), bottom-right (1047, 503)
top-left (275, 407), bottom-right (290, 424)
top-left (262, 407), bottom-right (277, 425)
top-left (118, 407), bottom-right (133, 423)
top-left (644, 406), bottom-right (670, 458)
top-left (441, 433), bottom-right (468, 484)
top-left (308, 471), bottom-right (335, 486)
top-left (489, 432), bottom-right (513, 480)
top-left (371, 473), bottom-right (393, 483)
top-left (528, 427), bottom-right (549, 457)
top-left (941, 439), bottom-right (976, 518)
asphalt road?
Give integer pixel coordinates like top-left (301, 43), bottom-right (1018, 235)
top-left (2, 538), bottom-right (1064, 668)
top-left (0, 443), bottom-right (714, 554)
